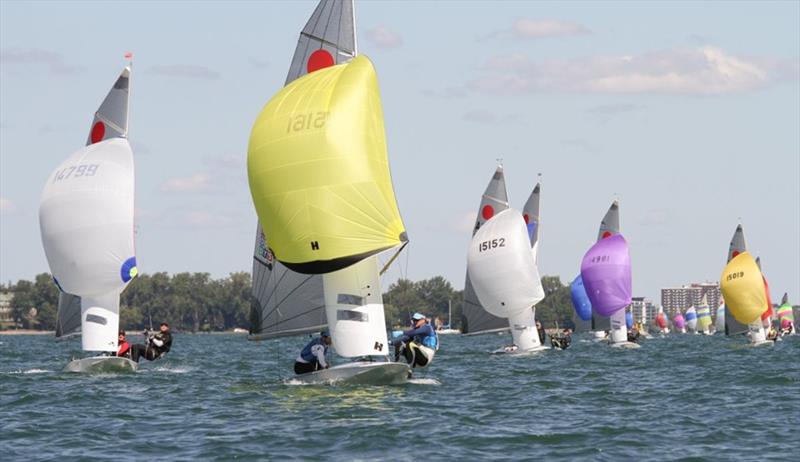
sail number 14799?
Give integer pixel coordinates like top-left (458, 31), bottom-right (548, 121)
top-left (478, 238), bottom-right (505, 252)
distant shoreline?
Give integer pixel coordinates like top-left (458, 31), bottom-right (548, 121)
top-left (0, 330), bottom-right (54, 335)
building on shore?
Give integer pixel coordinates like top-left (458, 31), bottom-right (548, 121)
top-left (631, 297), bottom-right (658, 327)
top-left (661, 282), bottom-right (721, 318)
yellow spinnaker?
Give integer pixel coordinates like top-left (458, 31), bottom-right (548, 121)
top-left (719, 252), bottom-right (766, 325)
top-left (248, 55), bottom-right (406, 274)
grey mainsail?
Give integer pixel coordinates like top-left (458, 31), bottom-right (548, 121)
top-left (55, 292), bottom-right (81, 339)
top-left (522, 183), bottom-right (541, 260)
top-left (724, 224), bottom-right (748, 336)
top-left (462, 166), bottom-right (510, 335)
top-left (249, 0), bottom-right (356, 339)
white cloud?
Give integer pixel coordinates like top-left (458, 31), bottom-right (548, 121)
top-left (0, 197), bottom-right (16, 214)
top-left (365, 26), bottom-right (403, 49)
top-left (510, 19), bottom-right (591, 38)
top-left (470, 47), bottom-right (798, 95)
top-left (147, 64), bottom-right (220, 80)
top-left (160, 173), bottom-right (212, 193)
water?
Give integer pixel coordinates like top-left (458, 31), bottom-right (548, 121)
top-left (2, 333), bottom-right (798, 460)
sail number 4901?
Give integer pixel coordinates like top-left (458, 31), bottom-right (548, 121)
top-left (478, 238), bottom-right (505, 252)
top-left (287, 111), bottom-right (330, 133)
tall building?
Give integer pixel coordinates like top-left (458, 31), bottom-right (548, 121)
top-left (661, 282), bottom-right (722, 318)
top-left (0, 290), bottom-right (13, 325)
top-left (631, 297), bottom-right (658, 326)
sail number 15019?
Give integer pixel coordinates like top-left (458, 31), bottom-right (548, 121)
top-left (478, 238), bottom-right (505, 252)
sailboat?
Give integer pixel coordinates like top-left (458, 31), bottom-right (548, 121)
top-left (437, 300), bottom-right (461, 335)
top-left (696, 296), bottom-right (712, 335)
top-left (720, 250), bottom-right (772, 346)
top-left (579, 201), bottom-right (637, 348)
top-left (724, 225), bottom-right (749, 336)
top-left (654, 310), bottom-right (669, 334)
top-left (673, 312), bottom-right (686, 333)
top-left (39, 61), bottom-right (138, 373)
top-left (714, 299), bottom-right (725, 334)
top-left (685, 306), bottom-right (698, 334)
top-left (461, 166), bottom-right (512, 336)
top-left (247, 0), bottom-right (410, 384)
top-left (776, 293), bottom-right (795, 335)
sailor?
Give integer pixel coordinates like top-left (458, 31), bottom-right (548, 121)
top-left (116, 330), bottom-right (131, 358)
top-left (627, 326), bottom-right (640, 343)
top-left (130, 322), bottom-right (173, 363)
top-left (393, 312), bottom-right (438, 368)
top-left (535, 320), bottom-right (546, 346)
top-left (550, 328), bottom-right (572, 350)
top-left (294, 331), bottom-right (332, 374)
top-left (780, 319), bottom-right (794, 336)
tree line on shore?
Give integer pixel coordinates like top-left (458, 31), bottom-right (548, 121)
top-left (1, 272), bottom-right (577, 332)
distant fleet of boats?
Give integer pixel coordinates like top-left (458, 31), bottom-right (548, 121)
top-left (35, 0), bottom-right (796, 380)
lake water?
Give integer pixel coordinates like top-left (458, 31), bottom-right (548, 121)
top-left (1, 332), bottom-right (798, 460)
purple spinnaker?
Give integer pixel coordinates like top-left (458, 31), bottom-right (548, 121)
top-left (580, 234), bottom-right (632, 317)
top-left (674, 314), bottom-right (685, 329)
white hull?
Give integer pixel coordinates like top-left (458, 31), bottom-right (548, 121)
top-left (64, 356), bottom-right (138, 373)
top-left (750, 339), bottom-right (775, 347)
top-left (610, 341), bottom-right (641, 349)
top-left (436, 329), bottom-right (461, 335)
top-left (490, 344), bottom-right (549, 356)
top-left (294, 361), bottom-right (410, 385)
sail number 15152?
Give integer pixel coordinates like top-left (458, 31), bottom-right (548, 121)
top-left (478, 238), bottom-right (505, 252)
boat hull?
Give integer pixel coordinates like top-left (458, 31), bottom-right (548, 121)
top-left (610, 341), bottom-right (641, 349)
top-left (64, 356), bottom-right (138, 373)
top-left (294, 361), bottom-right (410, 385)
top-left (490, 344), bottom-right (550, 355)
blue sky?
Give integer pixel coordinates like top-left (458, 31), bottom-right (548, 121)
top-left (1, 0), bottom-right (798, 303)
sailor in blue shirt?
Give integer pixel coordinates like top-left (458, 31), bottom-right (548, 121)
top-left (294, 331), bottom-right (332, 374)
top-left (393, 312), bottom-right (438, 368)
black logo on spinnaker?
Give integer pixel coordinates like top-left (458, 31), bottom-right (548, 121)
top-left (310, 241), bottom-right (320, 251)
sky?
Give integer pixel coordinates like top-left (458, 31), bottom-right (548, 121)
top-left (1, 0), bottom-right (798, 304)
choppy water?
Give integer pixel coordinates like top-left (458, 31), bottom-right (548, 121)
top-left (1, 332), bottom-right (798, 460)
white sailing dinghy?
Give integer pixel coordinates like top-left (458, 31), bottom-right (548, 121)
top-left (467, 186), bottom-right (547, 355)
top-left (39, 61), bottom-right (138, 373)
top-left (247, 0), bottom-right (410, 385)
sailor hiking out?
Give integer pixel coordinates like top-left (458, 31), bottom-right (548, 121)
top-left (294, 332), bottom-right (332, 375)
top-left (130, 322), bottom-right (172, 363)
top-left (393, 313), bottom-right (438, 368)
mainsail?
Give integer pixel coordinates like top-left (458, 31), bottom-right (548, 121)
top-left (461, 166), bottom-right (510, 335)
top-left (724, 225), bottom-right (748, 335)
top-left (249, 0), bottom-right (355, 339)
top-left (40, 64), bottom-right (136, 352)
top-left (55, 292), bottom-right (81, 339)
top-left (467, 209), bottom-right (545, 350)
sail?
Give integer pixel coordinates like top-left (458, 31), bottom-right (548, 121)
top-left (724, 224), bottom-right (748, 335)
top-left (467, 209), bottom-right (544, 318)
top-left (776, 293), bottom-right (794, 328)
top-left (685, 306), bottom-right (698, 331)
top-left (719, 252), bottom-right (767, 325)
top-left (522, 183), bottom-right (541, 260)
top-left (39, 65), bottom-right (136, 351)
top-left (655, 311), bottom-right (668, 330)
top-left (570, 275), bottom-right (593, 322)
top-left (249, 226), bottom-right (326, 340)
top-left (696, 296), bottom-right (712, 332)
top-left (625, 310), bottom-right (633, 329)
top-left (673, 313), bottom-right (685, 330)
top-left (580, 234), bottom-right (632, 317)
top-left (249, 0), bottom-right (356, 337)
top-left (597, 200), bottom-right (620, 240)
top-left (462, 166), bottom-right (510, 335)
top-left (248, 55), bottom-right (406, 274)
top-left (323, 256), bottom-right (389, 358)
top-left (715, 301), bottom-right (726, 333)
top-left (55, 292), bottom-right (81, 339)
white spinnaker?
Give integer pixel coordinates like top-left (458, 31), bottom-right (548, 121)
top-left (40, 138), bottom-right (135, 351)
top-left (323, 256), bottom-right (390, 358)
top-left (468, 209), bottom-right (544, 321)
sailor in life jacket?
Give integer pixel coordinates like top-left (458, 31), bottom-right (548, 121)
top-left (294, 331), bottom-right (332, 375)
top-left (393, 312), bottom-right (438, 368)
top-left (116, 330), bottom-right (131, 359)
top-left (130, 322), bottom-right (173, 363)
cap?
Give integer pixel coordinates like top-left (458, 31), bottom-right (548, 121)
top-left (320, 330), bottom-right (330, 337)
top-left (412, 313), bottom-right (425, 321)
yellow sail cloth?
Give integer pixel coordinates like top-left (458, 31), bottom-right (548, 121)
top-left (248, 55), bottom-right (406, 274)
top-left (719, 252), bottom-right (766, 325)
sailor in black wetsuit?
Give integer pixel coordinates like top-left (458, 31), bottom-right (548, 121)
top-left (130, 322), bottom-right (173, 363)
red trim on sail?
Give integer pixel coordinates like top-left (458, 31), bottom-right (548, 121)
top-left (523, 214), bottom-right (529, 224)
top-left (602, 231), bottom-right (612, 239)
top-left (307, 49), bottom-right (334, 73)
top-left (90, 121), bottom-right (105, 144)
top-left (481, 205), bottom-right (494, 220)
